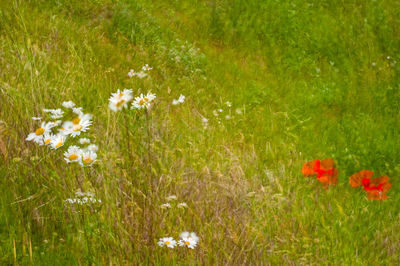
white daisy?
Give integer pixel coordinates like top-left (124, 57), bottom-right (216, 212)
top-left (72, 107), bottom-right (83, 116)
top-left (128, 69), bottom-right (136, 78)
top-left (131, 93), bottom-right (156, 110)
top-left (178, 232), bottom-right (199, 249)
top-left (142, 64), bottom-right (152, 71)
top-left (108, 89), bottom-right (133, 112)
top-left (62, 101), bottom-right (75, 108)
top-left (177, 202), bottom-right (188, 208)
top-left (43, 108), bottom-right (64, 119)
top-left (172, 94), bottom-right (185, 105)
top-left (64, 115), bottom-right (92, 137)
top-left (26, 121), bottom-right (56, 145)
top-left (134, 71), bottom-right (148, 79)
top-left (166, 195), bottom-right (177, 201)
top-left (87, 144), bottom-right (98, 152)
top-left (64, 145), bottom-right (82, 163)
top-left (32, 117), bottom-right (41, 121)
top-left (79, 138), bottom-right (91, 145)
top-left (79, 138), bottom-right (90, 145)
top-left (160, 203), bottom-right (171, 209)
top-left (59, 121), bottom-right (74, 135)
top-left (50, 134), bottom-right (67, 149)
top-left (202, 117), bottom-right (209, 129)
top-left (43, 133), bottom-right (55, 146)
top-left (79, 151), bottom-right (97, 167)
top-left (158, 237), bottom-right (177, 248)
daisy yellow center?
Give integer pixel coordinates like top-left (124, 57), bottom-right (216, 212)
top-left (73, 124), bottom-right (83, 132)
top-left (68, 154), bottom-right (78, 161)
top-left (44, 138), bottom-right (51, 145)
top-left (165, 241), bottom-right (170, 245)
top-left (118, 93), bottom-right (124, 98)
top-left (116, 99), bottom-right (125, 107)
top-left (138, 98), bottom-right (149, 105)
top-left (35, 128), bottom-right (45, 135)
top-left (72, 117), bottom-right (81, 125)
top-left (185, 241), bottom-right (190, 245)
top-left (83, 157), bottom-right (93, 165)
top-left (56, 141), bottom-right (63, 148)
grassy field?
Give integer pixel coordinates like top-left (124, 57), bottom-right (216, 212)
top-left (1, 0), bottom-right (400, 264)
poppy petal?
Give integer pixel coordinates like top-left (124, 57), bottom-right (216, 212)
top-left (349, 170), bottom-right (373, 188)
top-left (301, 160), bottom-right (317, 176)
top-left (320, 158), bottom-right (335, 171)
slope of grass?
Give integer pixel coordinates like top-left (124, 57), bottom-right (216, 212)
top-left (0, 0), bottom-right (399, 264)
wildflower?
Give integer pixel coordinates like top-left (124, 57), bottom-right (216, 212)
top-left (79, 138), bottom-right (91, 145)
top-left (26, 121), bottom-right (56, 145)
top-left (32, 117), bottom-right (41, 121)
top-left (72, 107), bottom-right (83, 116)
top-left (134, 71), bottom-right (148, 79)
top-left (166, 195), bottom-right (177, 201)
top-left (177, 202), bottom-right (188, 209)
top-left (201, 117), bottom-right (209, 129)
top-left (43, 108), bottom-right (64, 119)
top-left (79, 150), bottom-right (97, 167)
top-left (225, 115), bottom-right (231, 120)
top-left (50, 134), bottom-right (67, 149)
top-left (65, 192), bottom-right (101, 205)
top-left (349, 170), bottom-right (391, 200)
top-left (213, 110), bottom-right (218, 117)
top-left (128, 69), bottom-right (136, 78)
top-left (158, 237), bottom-right (177, 248)
top-left (131, 93), bottom-right (156, 110)
top-left (172, 94), bottom-right (185, 105)
top-left (142, 64), bottom-right (152, 71)
top-left (160, 203), bottom-right (171, 209)
top-left (225, 101), bottom-right (232, 107)
top-left (62, 101), bottom-right (75, 108)
top-left (87, 144), bottom-right (98, 152)
top-left (43, 133), bottom-right (54, 145)
top-left (178, 232), bottom-right (199, 249)
top-left (235, 108), bottom-right (242, 115)
top-left (301, 158), bottom-right (338, 189)
top-left (218, 109), bottom-right (223, 113)
top-left (64, 145), bottom-right (82, 163)
top-left (64, 114), bottom-right (92, 137)
top-left (109, 89), bottom-right (133, 112)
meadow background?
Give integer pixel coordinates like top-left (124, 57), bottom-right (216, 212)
top-left (1, 0), bottom-right (400, 264)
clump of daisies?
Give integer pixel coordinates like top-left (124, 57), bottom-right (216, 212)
top-left (26, 101), bottom-right (98, 167)
top-left (158, 232), bottom-right (199, 249)
top-left (172, 94), bottom-right (185, 105)
top-left (131, 92), bottom-right (156, 110)
top-left (108, 88), bottom-right (156, 112)
top-left (65, 191), bottom-right (102, 205)
top-left (127, 64), bottom-right (152, 79)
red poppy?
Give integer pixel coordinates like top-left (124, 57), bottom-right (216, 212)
top-left (301, 158), bottom-right (338, 189)
top-left (349, 170), bottom-right (391, 200)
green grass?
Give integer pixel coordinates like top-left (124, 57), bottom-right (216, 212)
top-left (1, 0), bottom-right (399, 264)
